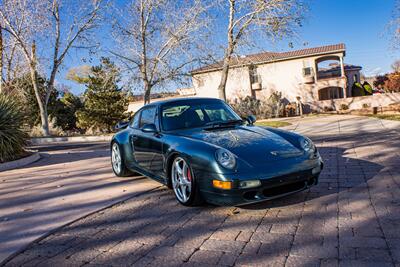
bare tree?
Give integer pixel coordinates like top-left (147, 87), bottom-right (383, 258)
top-left (0, 28), bottom-right (29, 95)
top-left (216, 0), bottom-right (306, 101)
top-left (392, 59), bottom-right (400, 72)
top-left (111, 0), bottom-right (210, 104)
top-left (389, 0), bottom-right (400, 49)
top-left (0, 0), bottom-right (104, 135)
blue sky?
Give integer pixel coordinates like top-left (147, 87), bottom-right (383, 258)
top-left (62, 0), bottom-right (399, 95)
top-left (296, 0), bottom-right (399, 77)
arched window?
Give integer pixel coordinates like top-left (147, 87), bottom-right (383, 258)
top-left (316, 56), bottom-right (342, 80)
top-left (318, 87), bottom-right (344, 100)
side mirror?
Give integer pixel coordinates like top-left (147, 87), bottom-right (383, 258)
top-left (246, 115), bottom-right (256, 125)
top-left (141, 123), bottom-right (158, 133)
top-left (115, 121), bottom-right (129, 131)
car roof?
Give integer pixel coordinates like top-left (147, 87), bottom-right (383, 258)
top-left (148, 97), bottom-right (224, 107)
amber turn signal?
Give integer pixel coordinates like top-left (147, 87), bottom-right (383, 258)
top-left (212, 180), bottom-right (233, 190)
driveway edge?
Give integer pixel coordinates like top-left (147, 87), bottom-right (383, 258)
top-left (0, 186), bottom-right (163, 267)
top-left (0, 152), bottom-right (41, 172)
top-left (30, 135), bottom-right (113, 145)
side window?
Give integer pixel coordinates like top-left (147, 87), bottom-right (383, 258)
top-left (130, 112), bottom-right (140, 128)
top-left (249, 66), bottom-right (261, 84)
top-left (139, 107), bottom-right (156, 128)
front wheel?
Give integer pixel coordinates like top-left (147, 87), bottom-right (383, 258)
top-left (171, 156), bottom-right (203, 206)
top-left (111, 142), bottom-right (132, 177)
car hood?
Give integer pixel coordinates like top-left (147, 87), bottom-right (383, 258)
top-left (177, 126), bottom-right (304, 164)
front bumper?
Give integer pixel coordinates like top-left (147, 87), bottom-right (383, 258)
top-left (196, 161), bottom-right (323, 206)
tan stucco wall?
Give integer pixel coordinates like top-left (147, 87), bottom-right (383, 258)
top-left (193, 67), bottom-right (251, 99)
top-left (192, 52), bottom-right (348, 103)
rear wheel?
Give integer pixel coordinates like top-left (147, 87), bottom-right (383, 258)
top-left (111, 142), bottom-right (132, 177)
top-left (171, 156), bottom-right (203, 206)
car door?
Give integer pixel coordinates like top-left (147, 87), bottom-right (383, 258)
top-left (148, 109), bottom-right (164, 178)
top-left (132, 106), bottom-right (163, 177)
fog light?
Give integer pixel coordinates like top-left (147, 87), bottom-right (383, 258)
top-left (213, 180), bottom-right (232, 190)
top-left (239, 180), bottom-right (261, 189)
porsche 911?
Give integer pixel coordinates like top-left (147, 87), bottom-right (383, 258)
top-left (111, 98), bottom-right (323, 206)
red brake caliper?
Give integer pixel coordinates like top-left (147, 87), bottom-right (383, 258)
top-left (187, 168), bottom-right (192, 182)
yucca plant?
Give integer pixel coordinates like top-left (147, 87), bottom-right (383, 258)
top-left (0, 93), bottom-right (28, 163)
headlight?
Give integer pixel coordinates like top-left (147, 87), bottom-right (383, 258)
top-left (215, 148), bottom-right (236, 169)
top-left (299, 137), bottom-right (314, 152)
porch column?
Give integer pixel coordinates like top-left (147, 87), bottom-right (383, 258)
top-left (340, 56), bottom-right (347, 98)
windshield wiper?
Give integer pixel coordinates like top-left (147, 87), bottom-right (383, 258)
top-left (204, 119), bottom-right (243, 129)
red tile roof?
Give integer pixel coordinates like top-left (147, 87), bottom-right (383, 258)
top-left (191, 43), bottom-right (346, 74)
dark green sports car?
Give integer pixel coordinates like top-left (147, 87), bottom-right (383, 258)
top-left (111, 98), bottom-right (323, 206)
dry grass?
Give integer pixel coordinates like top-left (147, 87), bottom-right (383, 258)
top-left (255, 121), bottom-right (292, 128)
top-left (367, 114), bottom-right (400, 121)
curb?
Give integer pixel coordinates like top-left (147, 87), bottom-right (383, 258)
top-left (30, 135), bottom-right (112, 145)
top-left (0, 152), bottom-right (41, 172)
top-left (0, 186), bottom-right (164, 266)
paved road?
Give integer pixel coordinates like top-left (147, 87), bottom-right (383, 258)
top-left (3, 115), bottom-right (400, 267)
top-left (0, 142), bottom-right (160, 263)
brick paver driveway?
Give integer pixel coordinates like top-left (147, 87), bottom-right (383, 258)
top-left (0, 143), bottom-right (160, 263)
top-left (3, 115), bottom-right (400, 267)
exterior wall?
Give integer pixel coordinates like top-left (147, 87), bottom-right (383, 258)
top-left (345, 69), bottom-right (361, 96)
top-left (193, 67), bottom-right (251, 99)
top-left (311, 92), bottom-right (400, 111)
top-left (192, 52), bottom-right (346, 103)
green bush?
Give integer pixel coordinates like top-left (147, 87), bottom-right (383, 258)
top-left (55, 92), bottom-right (83, 131)
top-left (362, 81), bottom-right (373, 95)
top-left (352, 82), bottom-right (365, 97)
top-left (0, 94), bottom-right (28, 163)
top-left (13, 74), bottom-right (61, 127)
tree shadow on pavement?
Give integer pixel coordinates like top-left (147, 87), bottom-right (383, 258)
top-left (3, 130), bottom-right (400, 266)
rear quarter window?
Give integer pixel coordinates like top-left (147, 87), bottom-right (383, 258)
top-left (130, 112), bottom-right (140, 128)
top-left (139, 107), bottom-right (156, 128)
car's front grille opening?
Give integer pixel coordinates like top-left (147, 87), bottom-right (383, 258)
top-left (262, 181), bottom-right (306, 198)
top-left (243, 190), bottom-right (258, 200)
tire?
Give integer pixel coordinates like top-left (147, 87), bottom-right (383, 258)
top-left (170, 156), bottom-right (203, 206)
top-left (111, 142), bottom-right (133, 177)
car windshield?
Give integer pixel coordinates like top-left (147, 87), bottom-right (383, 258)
top-left (161, 99), bottom-right (242, 131)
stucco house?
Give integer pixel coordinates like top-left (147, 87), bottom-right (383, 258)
top-left (190, 43), bottom-right (362, 106)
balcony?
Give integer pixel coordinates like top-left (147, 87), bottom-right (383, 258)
top-left (303, 76), bottom-right (315, 84)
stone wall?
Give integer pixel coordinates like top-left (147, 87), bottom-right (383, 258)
top-left (311, 92), bottom-right (400, 111)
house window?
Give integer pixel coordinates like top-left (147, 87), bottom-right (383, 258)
top-left (353, 74), bottom-right (358, 83)
top-left (318, 87), bottom-right (344, 100)
top-left (302, 60), bottom-right (314, 76)
top-left (302, 67), bottom-right (314, 76)
top-left (249, 66), bottom-right (261, 84)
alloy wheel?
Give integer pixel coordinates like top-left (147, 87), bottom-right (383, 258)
top-left (171, 157), bottom-right (192, 203)
top-left (111, 143), bottom-right (122, 174)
